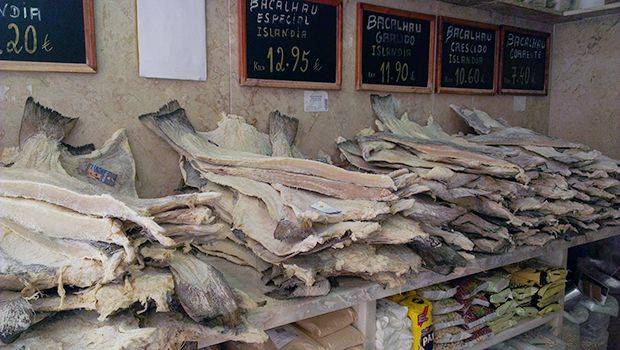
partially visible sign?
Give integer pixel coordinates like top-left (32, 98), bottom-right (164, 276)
top-left (437, 17), bottom-right (498, 94)
top-left (0, 0), bottom-right (96, 72)
top-left (499, 26), bottom-right (550, 95)
top-left (239, 0), bottom-right (343, 89)
top-left (304, 90), bottom-right (328, 112)
top-left (356, 3), bottom-right (435, 92)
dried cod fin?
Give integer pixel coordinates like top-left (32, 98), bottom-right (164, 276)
top-left (140, 246), bottom-right (241, 326)
top-left (60, 129), bottom-right (138, 197)
top-left (0, 197), bottom-right (134, 262)
top-left (0, 292), bottom-right (34, 344)
top-left (5, 311), bottom-right (155, 350)
top-left (144, 312), bottom-right (268, 349)
top-left (449, 104), bottom-right (508, 134)
top-left (282, 244), bottom-right (421, 287)
top-left (139, 107), bottom-right (395, 189)
top-left (408, 236), bottom-right (467, 275)
top-left (30, 268), bottom-right (174, 320)
top-left (269, 110), bottom-right (299, 157)
top-left (199, 113), bottom-right (272, 155)
top-left (0, 219), bottom-right (126, 291)
top-left (18, 97), bottom-right (78, 145)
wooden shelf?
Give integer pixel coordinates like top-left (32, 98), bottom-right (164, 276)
top-left (467, 312), bottom-right (562, 349)
top-left (199, 226), bottom-right (619, 348)
top-left (440, 0), bottom-right (620, 23)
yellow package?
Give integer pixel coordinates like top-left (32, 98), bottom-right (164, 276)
top-left (399, 294), bottom-right (434, 350)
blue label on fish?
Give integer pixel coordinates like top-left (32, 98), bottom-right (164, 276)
top-left (85, 163), bottom-right (117, 186)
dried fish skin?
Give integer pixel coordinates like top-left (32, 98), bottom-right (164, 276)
top-left (200, 113), bottom-right (272, 155)
top-left (449, 104), bottom-right (508, 135)
top-left (0, 292), bottom-right (34, 344)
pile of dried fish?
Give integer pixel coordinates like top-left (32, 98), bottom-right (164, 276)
top-left (337, 94), bottom-right (618, 259)
top-left (140, 102), bottom-right (436, 298)
top-left (0, 98), bottom-right (266, 348)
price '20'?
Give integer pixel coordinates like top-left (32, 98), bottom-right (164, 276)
top-left (266, 46), bottom-right (310, 73)
top-left (3, 22), bottom-right (53, 56)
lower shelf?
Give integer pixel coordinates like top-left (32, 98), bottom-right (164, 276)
top-left (466, 312), bottom-right (561, 350)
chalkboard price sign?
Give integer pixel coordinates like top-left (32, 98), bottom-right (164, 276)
top-left (356, 3), bottom-right (435, 93)
top-left (239, 0), bottom-right (342, 89)
top-left (0, 0), bottom-right (96, 73)
top-left (437, 17), bottom-right (498, 94)
top-left (499, 26), bottom-right (550, 95)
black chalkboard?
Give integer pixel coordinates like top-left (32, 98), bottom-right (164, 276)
top-left (437, 17), bottom-right (498, 94)
top-left (239, 0), bottom-right (342, 89)
top-left (356, 3), bottom-right (435, 92)
top-left (0, 0), bottom-right (96, 72)
top-left (500, 26), bottom-right (550, 95)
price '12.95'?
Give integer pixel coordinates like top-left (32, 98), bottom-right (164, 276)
top-left (267, 46), bottom-right (310, 73)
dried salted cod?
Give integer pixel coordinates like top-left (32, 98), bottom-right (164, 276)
top-left (0, 197), bottom-right (134, 262)
top-left (140, 246), bottom-right (241, 326)
top-left (153, 206), bottom-right (213, 225)
top-left (0, 219), bottom-right (126, 291)
top-left (451, 213), bottom-right (511, 241)
top-left (282, 244), bottom-right (422, 287)
top-left (401, 197), bottom-right (467, 226)
top-left (421, 224), bottom-right (475, 251)
top-left (196, 239), bottom-right (271, 272)
top-left (467, 126), bottom-right (585, 149)
top-left (30, 268), bottom-right (174, 320)
top-left (336, 138), bottom-right (394, 173)
top-left (139, 105), bottom-right (395, 189)
top-left (365, 215), bottom-right (428, 245)
top-left (60, 129), bottom-right (139, 197)
top-left (408, 236), bottom-right (467, 275)
top-left (200, 112), bottom-right (272, 155)
top-left (18, 97), bottom-right (77, 146)
top-left (273, 183), bottom-right (390, 224)
top-left (233, 194), bottom-right (380, 258)
top-left (5, 311), bottom-right (156, 350)
top-left (449, 104), bottom-right (508, 134)
top-left (144, 311), bottom-right (268, 349)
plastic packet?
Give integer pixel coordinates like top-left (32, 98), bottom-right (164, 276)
top-left (460, 305), bottom-right (497, 329)
top-left (454, 279), bottom-right (489, 300)
top-left (478, 271), bottom-right (511, 293)
top-left (433, 312), bottom-right (465, 330)
top-left (490, 288), bottom-right (513, 305)
top-left (434, 326), bottom-right (472, 344)
top-left (417, 284), bottom-right (457, 301)
top-left (516, 306), bottom-right (539, 317)
top-left (432, 298), bottom-right (464, 316)
top-left (399, 295), bottom-right (434, 350)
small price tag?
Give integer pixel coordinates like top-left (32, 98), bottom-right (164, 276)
top-left (304, 90), bottom-right (328, 112)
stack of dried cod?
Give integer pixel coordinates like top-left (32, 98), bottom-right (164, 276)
top-left (139, 102), bottom-right (435, 298)
top-left (336, 94), bottom-right (619, 259)
top-left (0, 98), bottom-right (267, 348)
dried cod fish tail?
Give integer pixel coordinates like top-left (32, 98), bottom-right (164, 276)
top-left (18, 97), bottom-right (78, 146)
top-left (140, 246), bottom-right (241, 327)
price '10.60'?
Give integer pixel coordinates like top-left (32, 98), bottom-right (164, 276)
top-left (379, 61), bottom-right (411, 84)
top-left (266, 46), bottom-right (310, 73)
top-left (454, 67), bottom-right (483, 85)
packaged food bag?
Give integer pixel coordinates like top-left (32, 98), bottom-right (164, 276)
top-left (311, 325), bottom-right (364, 350)
top-left (417, 284), bottom-right (458, 301)
top-left (432, 298), bottom-right (464, 316)
top-left (400, 295), bottom-right (434, 350)
top-left (434, 326), bottom-right (472, 344)
top-left (295, 308), bottom-right (356, 338)
top-left (375, 299), bottom-right (413, 350)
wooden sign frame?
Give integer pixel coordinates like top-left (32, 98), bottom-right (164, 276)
top-left (355, 3), bottom-right (435, 93)
top-left (238, 0), bottom-right (343, 89)
top-left (0, 0), bottom-right (96, 73)
top-left (499, 25), bottom-right (551, 95)
top-left (436, 16), bottom-right (499, 95)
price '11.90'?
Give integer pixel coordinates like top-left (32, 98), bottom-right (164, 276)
top-left (266, 46), bottom-right (319, 74)
top-left (379, 61), bottom-right (413, 84)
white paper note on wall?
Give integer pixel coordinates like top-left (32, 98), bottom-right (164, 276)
top-left (137, 0), bottom-right (206, 81)
top-left (304, 91), bottom-right (328, 112)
